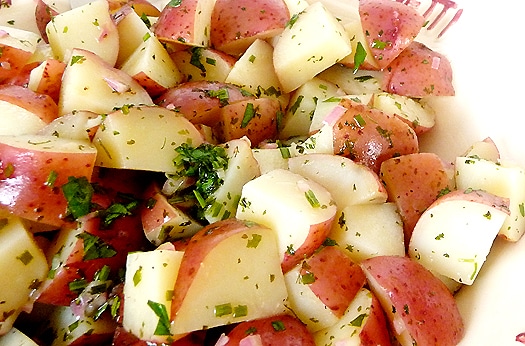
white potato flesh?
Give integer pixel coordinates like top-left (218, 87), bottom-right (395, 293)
top-left (371, 92), bottom-right (436, 132)
top-left (120, 34), bottom-right (183, 90)
top-left (0, 217), bottom-right (48, 335)
top-left (313, 288), bottom-right (373, 345)
top-left (0, 327), bottom-right (38, 346)
top-left (284, 264), bottom-right (339, 332)
top-left (0, 100), bottom-right (47, 136)
top-left (123, 250), bottom-right (184, 343)
top-left (455, 156), bottom-right (525, 241)
top-left (0, 25), bottom-right (41, 53)
top-left (317, 65), bottom-right (383, 95)
top-left (225, 39), bottom-right (284, 99)
top-left (171, 228), bottom-right (287, 334)
top-left (48, 306), bottom-right (116, 346)
top-left (38, 111), bottom-right (102, 141)
top-left (93, 106), bottom-right (204, 172)
top-left (59, 48), bottom-right (153, 115)
top-left (309, 94), bottom-right (372, 133)
top-left (280, 77), bottom-right (343, 139)
top-left (409, 190), bottom-right (510, 285)
top-left (288, 153), bottom-right (387, 208)
top-left (288, 122), bottom-right (335, 156)
top-left (251, 147), bottom-right (289, 174)
top-left (204, 138), bottom-right (261, 223)
top-left (330, 203), bottom-right (405, 263)
top-left (273, 1), bottom-right (352, 93)
top-left (115, 9), bottom-right (152, 67)
top-left (461, 138), bottom-right (500, 163)
top-left (45, 0), bottom-right (119, 65)
top-left (236, 168), bottom-right (336, 261)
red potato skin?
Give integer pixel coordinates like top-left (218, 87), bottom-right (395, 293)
top-left (131, 71), bottom-right (169, 98)
top-left (360, 293), bottom-right (392, 346)
top-left (170, 218), bottom-right (272, 319)
top-left (300, 245), bottom-right (366, 318)
top-left (332, 98), bottom-right (419, 173)
top-left (210, 0), bottom-right (290, 56)
top-left (37, 211), bottom-right (148, 306)
top-left (359, 0), bottom-right (424, 70)
top-left (4, 61), bottom-right (40, 87)
top-left (382, 41), bottom-right (455, 97)
top-left (222, 314), bottom-right (315, 345)
top-left (281, 216), bottom-right (334, 273)
top-left (35, 0), bottom-right (59, 42)
top-left (31, 59), bottom-right (67, 104)
top-left (156, 81), bottom-right (254, 125)
top-left (0, 44), bottom-right (34, 84)
top-left (379, 152), bottom-right (453, 248)
top-left (214, 97), bottom-right (280, 147)
top-left (153, 0), bottom-right (208, 47)
top-left (0, 142), bottom-right (96, 227)
top-left (112, 326), bottom-right (206, 345)
top-left (0, 84), bottom-right (59, 124)
top-left (361, 256), bottom-right (464, 346)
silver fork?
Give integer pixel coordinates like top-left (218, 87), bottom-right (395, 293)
top-left (397, 0), bottom-right (463, 38)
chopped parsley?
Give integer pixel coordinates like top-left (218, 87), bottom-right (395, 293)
top-left (174, 143), bottom-right (229, 209)
top-left (76, 232), bottom-right (117, 261)
top-left (62, 176), bottom-right (94, 219)
top-left (147, 300), bottom-right (172, 336)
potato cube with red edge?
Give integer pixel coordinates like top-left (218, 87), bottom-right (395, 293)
top-left (455, 156), bottom-right (525, 242)
top-left (214, 97), bottom-right (280, 146)
top-left (217, 314), bottom-right (315, 346)
top-left (155, 81), bottom-right (253, 126)
top-left (330, 98), bottom-right (419, 173)
top-left (120, 33), bottom-right (183, 97)
top-left (379, 152), bottom-right (453, 247)
top-left (153, 0), bottom-right (216, 48)
top-left (0, 26), bottom-right (41, 84)
top-left (382, 41), bottom-right (455, 97)
top-left (409, 189), bottom-right (510, 285)
top-left (312, 288), bottom-right (391, 346)
top-left (59, 48), bottom-right (154, 116)
top-left (359, 0), bottom-right (424, 70)
top-left (0, 85), bottom-right (59, 136)
top-left (0, 134), bottom-right (97, 227)
top-left (27, 58), bottom-right (66, 104)
top-left (236, 169), bottom-right (337, 273)
top-left (37, 210), bottom-right (147, 306)
top-left (284, 245), bottom-right (366, 332)
top-left (210, 0), bottom-right (290, 56)
top-left (0, 216), bottom-right (49, 335)
top-left (170, 219), bottom-right (288, 335)
top-left (141, 181), bottom-right (202, 246)
top-left (361, 255), bottom-right (465, 346)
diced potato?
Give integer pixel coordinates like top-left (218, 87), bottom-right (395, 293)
top-left (0, 217), bottom-right (48, 335)
top-left (273, 2), bottom-right (352, 93)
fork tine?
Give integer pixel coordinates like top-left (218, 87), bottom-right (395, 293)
top-left (437, 8), bottom-right (462, 38)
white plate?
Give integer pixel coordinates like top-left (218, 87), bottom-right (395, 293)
top-left (419, 1), bottom-right (525, 345)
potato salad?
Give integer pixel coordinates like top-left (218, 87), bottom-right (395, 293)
top-left (0, 0), bottom-right (524, 345)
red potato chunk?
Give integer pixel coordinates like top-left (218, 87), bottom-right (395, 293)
top-left (0, 44), bottom-right (33, 84)
top-left (359, 0), bottom-right (424, 70)
top-left (214, 97), bottom-right (280, 146)
top-left (361, 255), bottom-right (464, 346)
top-left (220, 314), bottom-right (315, 345)
top-left (380, 152), bottom-right (453, 247)
top-left (210, 0), bottom-right (290, 56)
top-left (382, 41), bottom-right (455, 97)
top-left (0, 84), bottom-right (59, 124)
top-left (331, 98), bottom-right (419, 173)
top-left (156, 81), bottom-right (254, 125)
top-left (300, 245), bottom-right (366, 318)
top-left (0, 135), bottom-right (96, 227)
top-left (35, 0), bottom-right (59, 42)
top-left (29, 58), bottom-right (66, 104)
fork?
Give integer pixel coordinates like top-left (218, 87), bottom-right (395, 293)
top-left (396, 0), bottom-right (463, 38)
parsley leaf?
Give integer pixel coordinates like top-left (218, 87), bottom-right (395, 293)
top-left (62, 176), bottom-right (94, 219)
top-left (147, 300), bottom-right (172, 336)
top-left (76, 232), bottom-right (117, 261)
top-left (174, 143), bottom-right (229, 206)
